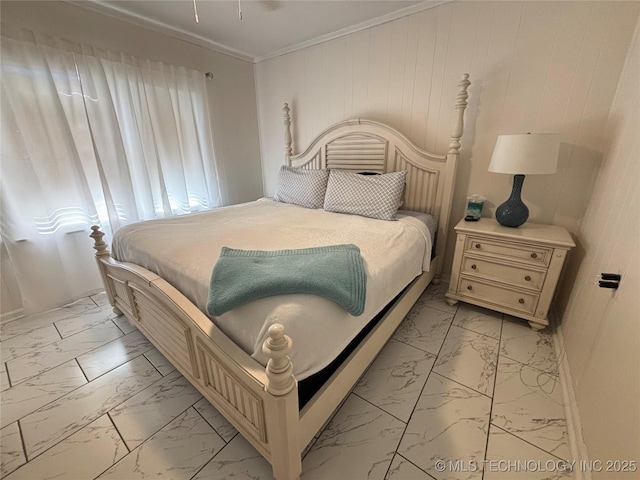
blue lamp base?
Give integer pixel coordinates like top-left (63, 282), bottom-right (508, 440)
top-left (495, 174), bottom-right (529, 228)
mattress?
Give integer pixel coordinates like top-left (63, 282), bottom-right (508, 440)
top-left (111, 199), bottom-right (435, 380)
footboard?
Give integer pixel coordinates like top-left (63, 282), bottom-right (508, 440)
top-left (90, 227), bottom-right (302, 479)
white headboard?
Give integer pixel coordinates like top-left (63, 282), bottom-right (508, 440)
top-left (282, 74), bottom-right (470, 277)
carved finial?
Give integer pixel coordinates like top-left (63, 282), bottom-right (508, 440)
top-left (448, 73), bottom-right (471, 154)
top-left (262, 323), bottom-right (295, 396)
top-left (283, 103), bottom-right (293, 166)
top-left (90, 225), bottom-right (109, 256)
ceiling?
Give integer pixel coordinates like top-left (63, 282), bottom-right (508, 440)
top-left (72, 1), bottom-right (444, 62)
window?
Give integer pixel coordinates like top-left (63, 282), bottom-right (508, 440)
top-left (1, 26), bottom-right (221, 314)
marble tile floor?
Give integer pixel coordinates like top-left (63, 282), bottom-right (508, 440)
top-left (0, 282), bottom-right (575, 480)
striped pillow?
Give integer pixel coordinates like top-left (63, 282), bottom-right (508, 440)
top-left (323, 169), bottom-right (407, 220)
top-left (273, 166), bottom-right (329, 209)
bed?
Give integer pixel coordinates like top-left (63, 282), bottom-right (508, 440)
top-left (90, 73), bottom-right (470, 480)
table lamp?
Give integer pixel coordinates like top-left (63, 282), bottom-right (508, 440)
top-left (488, 133), bottom-right (560, 227)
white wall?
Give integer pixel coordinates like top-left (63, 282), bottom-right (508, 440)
top-left (255, 1), bottom-right (640, 276)
top-left (556, 19), bottom-right (639, 477)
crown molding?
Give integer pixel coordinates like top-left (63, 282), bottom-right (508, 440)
top-left (253, 0), bottom-right (450, 63)
top-left (64, 0), bottom-right (255, 62)
top-left (65, 0), bottom-right (450, 64)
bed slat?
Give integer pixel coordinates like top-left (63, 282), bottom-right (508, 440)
top-left (130, 285), bottom-right (200, 379)
top-left (391, 149), bottom-right (440, 215)
top-left (196, 338), bottom-right (268, 444)
top-left (109, 275), bottom-right (134, 317)
top-left (325, 134), bottom-right (386, 173)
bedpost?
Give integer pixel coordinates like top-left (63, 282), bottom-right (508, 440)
top-left (435, 74), bottom-right (471, 282)
top-left (90, 226), bottom-right (121, 315)
top-left (263, 323), bottom-right (295, 395)
top-left (284, 103), bottom-right (293, 166)
top-left (448, 73), bottom-right (470, 155)
top-left (263, 323), bottom-right (301, 480)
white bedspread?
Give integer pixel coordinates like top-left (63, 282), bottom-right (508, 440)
top-left (111, 199), bottom-right (434, 380)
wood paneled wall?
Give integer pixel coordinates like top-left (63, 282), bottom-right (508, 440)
top-left (555, 20), bottom-right (639, 475)
top-left (255, 1), bottom-right (639, 275)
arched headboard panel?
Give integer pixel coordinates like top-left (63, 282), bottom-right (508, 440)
top-left (283, 74), bottom-right (470, 277)
top-left (324, 133), bottom-right (387, 172)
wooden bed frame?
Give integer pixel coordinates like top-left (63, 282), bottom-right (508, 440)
top-left (90, 73), bottom-right (470, 480)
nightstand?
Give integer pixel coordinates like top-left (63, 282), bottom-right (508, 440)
top-left (445, 218), bottom-right (575, 330)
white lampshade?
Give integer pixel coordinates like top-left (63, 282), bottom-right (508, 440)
top-left (488, 133), bottom-right (560, 175)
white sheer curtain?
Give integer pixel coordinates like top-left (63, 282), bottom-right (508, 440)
top-left (1, 25), bottom-right (221, 315)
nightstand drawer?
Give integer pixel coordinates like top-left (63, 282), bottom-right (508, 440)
top-left (458, 278), bottom-right (539, 315)
top-left (465, 236), bottom-right (552, 266)
top-left (461, 256), bottom-right (546, 291)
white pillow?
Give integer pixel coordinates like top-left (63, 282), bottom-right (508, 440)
top-left (323, 170), bottom-right (407, 220)
top-left (273, 166), bottom-right (329, 209)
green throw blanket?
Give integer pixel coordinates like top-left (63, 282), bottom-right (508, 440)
top-left (207, 244), bottom-right (366, 317)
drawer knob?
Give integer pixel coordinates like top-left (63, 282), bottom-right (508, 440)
top-left (475, 243), bottom-right (481, 249)
top-left (471, 264), bottom-right (477, 270)
top-left (467, 285), bottom-right (473, 291)
top-left (530, 252), bottom-right (538, 259)
top-left (524, 275), bottom-right (531, 281)
top-left (518, 298), bottom-right (525, 304)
